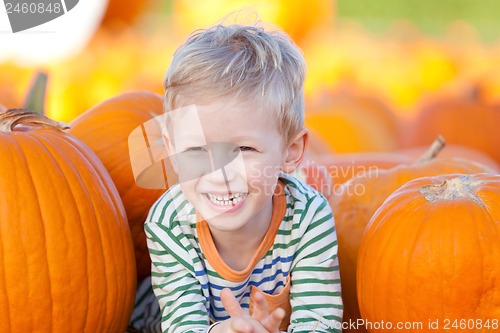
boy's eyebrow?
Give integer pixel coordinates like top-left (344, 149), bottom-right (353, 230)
top-left (229, 134), bottom-right (265, 141)
top-left (176, 133), bottom-right (206, 140)
top-left (176, 133), bottom-right (264, 142)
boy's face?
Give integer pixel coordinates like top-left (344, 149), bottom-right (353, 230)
top-left (165, 97), bottom-right (287, 232)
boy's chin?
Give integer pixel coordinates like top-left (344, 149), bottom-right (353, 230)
top-left (197, 206), bottom-right (244, 224)
top-left (201, 212), bottom-right (251, 233)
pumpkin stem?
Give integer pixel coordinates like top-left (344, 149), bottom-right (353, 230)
top-left (0, 108), bottom-right (70, 132)
top-left (416, 135), bottom-right (446, 163)
top-left (24, 71), bottom-right (48, 115)
top-left (420, 175), bottom-right (485, 206)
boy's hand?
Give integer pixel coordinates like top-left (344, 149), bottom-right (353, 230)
top-left (249, 289), bottom-right (285, 331)
top-left (211, 288), bottom-right (284, 333)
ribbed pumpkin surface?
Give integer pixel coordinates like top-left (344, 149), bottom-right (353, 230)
top-left (69, 91), bottom-right (166, 281)
top-left (0, 111), bottom-right (136, 332)
top-left (331, 156), bottom-right (495, 332)
top-left (358, 173), bottom-right (500, 331)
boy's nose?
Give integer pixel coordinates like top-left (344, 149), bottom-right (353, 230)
top-left (205, 142), bottom-right (244, 183)
top-left (175, 142), bottom-right (244, 183)
top-left (209, 142), bottom-right (240, 170)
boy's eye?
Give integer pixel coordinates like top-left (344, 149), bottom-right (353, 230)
top-left (239, 146), bottom-right (256, 152)
top-left (185, 146), bottom-right (207, 152)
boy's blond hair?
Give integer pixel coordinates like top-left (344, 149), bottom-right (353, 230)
top-left (163, 23), bottom-right (306, 145)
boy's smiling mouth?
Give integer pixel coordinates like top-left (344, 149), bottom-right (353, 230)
top-left (206, 193), bottom-right (247, 206)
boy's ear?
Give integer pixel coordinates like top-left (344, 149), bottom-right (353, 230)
top-left (281, 129), bottom-right (309, 174)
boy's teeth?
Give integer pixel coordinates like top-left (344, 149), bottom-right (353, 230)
top-left (207, 193), bottom-right (245, 205)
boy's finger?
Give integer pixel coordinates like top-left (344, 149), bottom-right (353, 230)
top-left (251, 290), bottom-right (268, 321)
top-left (261, 307), bottom-right (285, 332)
top-left (229, 317), bottom-right (254, 333)
top-left (221, 288), bottom-right (244, 317)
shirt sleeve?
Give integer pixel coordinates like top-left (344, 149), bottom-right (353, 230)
top-left (288, 195), bottom-right (343, 333)
top-left (145, 219), bottom-right (211, 333)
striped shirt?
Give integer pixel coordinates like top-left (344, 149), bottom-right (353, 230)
top-left (144, 172), bottom-right (342, 332)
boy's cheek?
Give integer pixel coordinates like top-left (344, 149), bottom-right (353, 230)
top-left (246, 165), bottom-right (281, 194)
top-left (249, 164), bottom-right (281, 180)
top-left (179, 178), bottom-right (198, 194)
top-left (175, 153), bottom-right (212, 182)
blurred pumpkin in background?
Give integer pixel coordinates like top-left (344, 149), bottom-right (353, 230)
top-left (305, 87), bottom-right (402, 153)
top-left (2, 3), bottom-right (500, 128)
top-left (170, 0), bottom-right (335, 43)
top-left (298, 151), bottom-right (414, 198)
top-left (398, 143), bottom-right (500, 172)
top-left (0, 64), bottom-right (35, 109)
top-left (405, 85), bottom-right (500, 164)
top-left (312, 152), bottom-right (414, 187)
top-left (100, 0), bottom-right (157, 29)
top-left (44, 26), bottom-right (174, 123)
top-left (302, 22), bottom-right (458, 115)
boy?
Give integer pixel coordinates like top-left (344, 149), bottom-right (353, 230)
top-left (145, 22), bottom-right (342, 333)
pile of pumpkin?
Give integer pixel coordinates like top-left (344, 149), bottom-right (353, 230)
top-left (1, 85), bottom-right (499, 332)
top-left (301, 84), bottom-right (500, 331)
top-left (302, 137), bottom-right (500, 332)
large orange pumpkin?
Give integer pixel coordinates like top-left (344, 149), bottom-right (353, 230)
top-left (330, 139), bottom-right (495, 332)
top-left (69, 91), bottom-right (167, 281)
top-left (0, 109), bottom-right (136, 332)
top-left (358, 173), bottom-right (500, 332)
